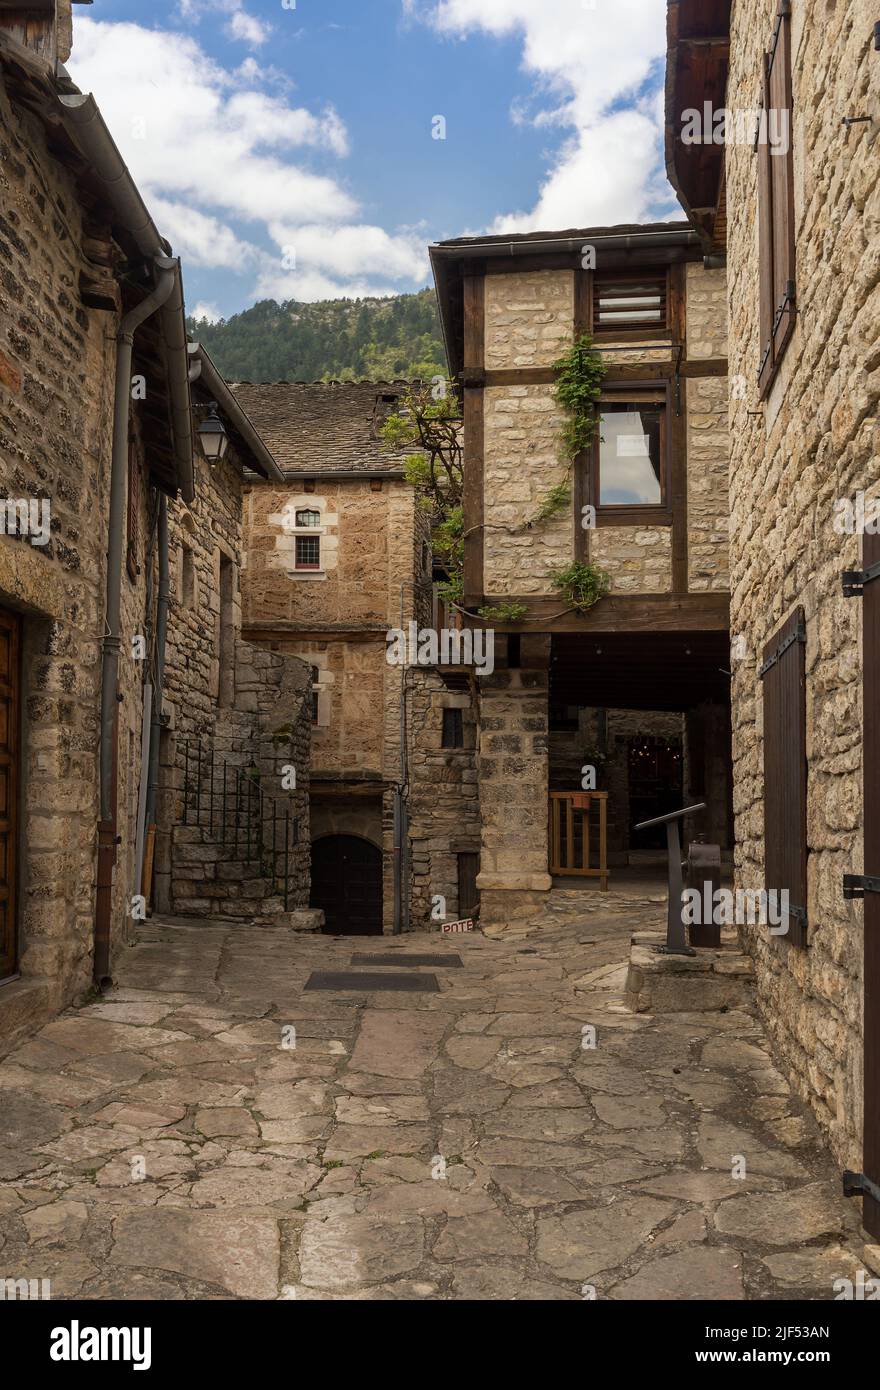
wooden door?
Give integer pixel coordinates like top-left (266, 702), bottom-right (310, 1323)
top-left (0, 608), bottom-right (20, 980)
top-left (862, 529), bottom-right (880, 1238)
top-left (310, 835), bottom-right (382, 936)
top-left (457, 852), bottom-right (479, 917)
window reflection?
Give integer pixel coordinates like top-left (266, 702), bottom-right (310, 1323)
top-left (598, 402), bottom-right (663, 506)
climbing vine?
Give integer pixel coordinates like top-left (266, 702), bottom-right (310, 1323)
top-left (551, 560), bottom-right (610, 612)
top-left (552, 331), bottom-right (605, 459)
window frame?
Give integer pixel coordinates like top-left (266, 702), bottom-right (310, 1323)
top-left (441, 707), bottom-right (464, 749)
top-left (589, 380), bottom-right (673, 527)
top-left (294, 533), bottom-right (321, 571)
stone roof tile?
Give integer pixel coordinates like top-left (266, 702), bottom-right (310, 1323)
top-left (229, 380), bottom-right (418, 475)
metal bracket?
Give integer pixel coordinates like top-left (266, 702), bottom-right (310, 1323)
top-left (843, 873), bottom-right (880, 899)
top-left (758, 616), bottom-right (806, 678)
top-left (842, 559), bottom-right (880, 597)
top-left (843, 1170), bottom-right (880, 1205)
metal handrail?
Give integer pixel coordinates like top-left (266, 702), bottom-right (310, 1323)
top-left (181, 738), bottom-right (299, 910)
top-left (634, 802), bottom-right (706, 955)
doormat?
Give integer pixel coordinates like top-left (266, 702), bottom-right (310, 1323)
top-left (349, 954), bottom-right (463, 969)
top-left (304, 970), bottom-right (440, 993)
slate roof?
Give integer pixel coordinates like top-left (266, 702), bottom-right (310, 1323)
top-left (229, 380), bottom-right (418, 475)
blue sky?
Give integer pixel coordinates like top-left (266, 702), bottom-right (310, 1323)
top-left (68, 0), bottom-right (677, 321)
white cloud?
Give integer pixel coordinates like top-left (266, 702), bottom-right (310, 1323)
top-left (191, 301), bottom-right (223, 323)
top-left (226, 9), bottom-right (271, 47)
top-left (179, 0), bottom-right (271, 49)
top-left (264, 223), bottom-right (428, 282)
top-left (68, 19), bottom-right (430, 302)
top-left (149, 197), bottom-right (261, 270)
top-left (409, 0), bottom-right (677, 229)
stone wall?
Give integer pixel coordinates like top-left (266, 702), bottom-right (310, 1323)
top-left (591, 526), bottom-right (673, 593)
top-left (155, 447), bottom-right (312, 921)
top-left (484, 270), bottom-right (574, 369)
top-left (477, 636), bottom-right (552, 925)
top-left (686, 263), bottom-right (728, 360)
top-left (686, 375), bottom-right (730, 592)
top-left (243, 477), bottom-right (422, 629)
top-left (0, 69), bottom-right (152, 1040)
top-left (483, 384), bottom-right (570, 595)
top-left (406, 670), bottom-right (479, 930)
top-left (725, 0), bottom-right (879, 1168)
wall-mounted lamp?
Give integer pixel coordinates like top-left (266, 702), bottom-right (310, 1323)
top-left (198, 402), bottom-right (229, 461)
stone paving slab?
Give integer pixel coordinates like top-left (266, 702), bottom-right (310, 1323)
top-left (0, 891), bottom-right (866, 1300)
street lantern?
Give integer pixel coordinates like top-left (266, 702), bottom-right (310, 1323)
top-left (198, 403), bottom-right (229, 461)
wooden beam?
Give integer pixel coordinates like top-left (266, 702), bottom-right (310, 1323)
top-left (471, 592), bottom-right (729, 633)
top-left (462, 271), bottom-right (485, 607)
top-left (481, 359), bottom-right (726, 388)
top-left (242, 624), bottom-right (387, 645)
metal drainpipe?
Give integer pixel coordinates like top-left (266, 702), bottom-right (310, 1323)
top-left (94, 257), bottom-right (177, 987)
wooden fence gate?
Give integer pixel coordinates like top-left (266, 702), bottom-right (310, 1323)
top-left (548, 791), bottom-right (608, 890)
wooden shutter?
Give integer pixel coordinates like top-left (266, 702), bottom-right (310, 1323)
top-left (757, 0), bottom-right (796, 396)
top-left (457, 852), bottom-right (479, 916)
top-left (591, 272), bottom-right (668, 336)
top-left (760, 606), bottom-right (808, 947)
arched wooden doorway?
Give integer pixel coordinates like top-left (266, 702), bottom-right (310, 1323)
top-left (310, 835), bottom-right (382, 935)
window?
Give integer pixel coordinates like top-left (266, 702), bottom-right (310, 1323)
top-left (295, 535), bottom-right (321, 570)
top-left (218, 553), bottom-right (234, 707)
top-left (295, 509), bottom-right (320, 528)
top-left (181, 545), bottom-right (195, 608)
top-left (592, 272), bottom-right (668, 337)
top-left (442, 708), bottom-right (464, 749)
top-left (756, 1), bottom-right (796, 397)
top-left (591, 390), bottom-right (668, 517)
top-left (310, 665), bottom-right (321, 725)
top-left (760, 607), bottom-right (808, 948)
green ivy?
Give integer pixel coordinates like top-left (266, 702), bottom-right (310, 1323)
top-left (552, 333), bottom-right (605, 459)
top-left (477, 602), bottom-right (528, 623)
top-left (529, 483), bottom-right (571, 525)
top-left (551, 561), bottom-right (610, 611)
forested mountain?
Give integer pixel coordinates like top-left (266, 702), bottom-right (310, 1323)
top-left (187, 289), bottom-right (447, 382)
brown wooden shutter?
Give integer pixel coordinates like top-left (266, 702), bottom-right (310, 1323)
top-left (760, 606), bottom-right (808, 947)
top-left (757, 1), bottom-right (796, 396)
top-left (756, 58), bottom-right (776, 396)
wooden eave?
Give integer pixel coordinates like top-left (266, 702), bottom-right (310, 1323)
top-left (664, 0), bottom-right (731, 254)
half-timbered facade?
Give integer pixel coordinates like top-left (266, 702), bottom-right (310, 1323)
top-left (431, 222), bottom-right (733, 927)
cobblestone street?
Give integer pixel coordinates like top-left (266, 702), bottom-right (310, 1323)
top-left (0, 894), bottom-right (864, 1301)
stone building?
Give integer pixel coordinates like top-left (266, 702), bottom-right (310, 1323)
top-left (0, 1), bottom-right (193, 1044)
top-left (666, 0), bottom-right (880, 1237)
top-left (150, 347), bottom-right (313, 929)
top-left (430, 221), bottom-right (733, 927)
top-left (0, 3), bottom-right (313, 1053)
top-left (236, 381), bottom-right (480, 936)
